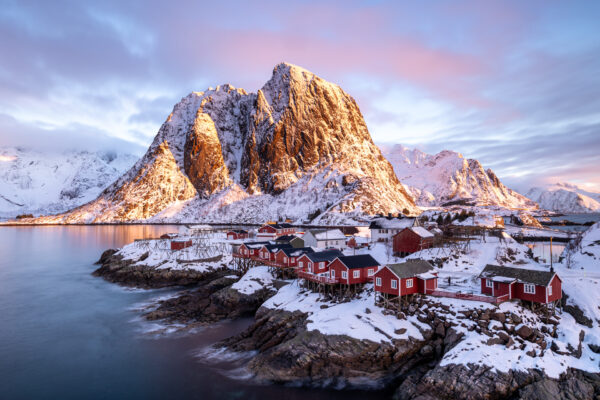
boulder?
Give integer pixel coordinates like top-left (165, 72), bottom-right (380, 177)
top-left (516, 325), bottom-right (533, 340)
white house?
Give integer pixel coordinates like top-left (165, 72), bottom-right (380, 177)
top-left (302, 229), bottom-right (347, 249)
top-left (369, 217), bottom-right (419, 242)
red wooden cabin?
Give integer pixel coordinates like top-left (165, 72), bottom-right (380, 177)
top-left (374, 260), bottom-right (437, 298)
top-left (479, 265), bottom-right (562, 304)
top-left (236, 241), bottom-right (271, 258)
top-left (328, 255), bottom-right (380, 285)
top-left (393, 227), bottom-right (434, 257)
top-left (227, 230), bottom-right (249, 240)
top-left (171, 239), bottom-right (192, 251)
top-left (274, 247), bottom-right (314, 268)
top-left (257, 223), bottom-right (296, 239)
top-left (297, 250), bottom-right (344, 274)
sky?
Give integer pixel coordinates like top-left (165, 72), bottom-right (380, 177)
top-left (0, 0), bottom-right (599, 192)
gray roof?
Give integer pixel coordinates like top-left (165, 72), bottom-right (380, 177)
top-left (305, 249), bottom-right (344, 262)
top-left (280, 247), bottom-right (314, 257)
top-left (478, 264), bottom-right (557, 287)
top-left (336, 254), bottom-right (380, 269)
top-left (385, 260), bottom-right (434, 279)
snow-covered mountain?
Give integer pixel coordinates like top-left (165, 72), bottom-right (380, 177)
top-left (32, 63), bottom-right (417, 224)
top-left (526, 183), bottom-right (600, 213)
top-left (379, 144), bottom-right (537, 209)
top-left (0, 147), bottom-right (137, 218)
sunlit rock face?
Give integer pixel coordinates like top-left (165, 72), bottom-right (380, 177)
top-left (35, 63), bottom-right (417, 224)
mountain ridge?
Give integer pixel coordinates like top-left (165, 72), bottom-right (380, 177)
top-left (31, 63), bottom-right (417, 224)
top-left (526, 183), bottom-right (600, 213)
top-left (379, 143), bottom-right (537, 209)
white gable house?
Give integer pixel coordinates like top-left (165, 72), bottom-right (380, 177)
top-left (369, 217), bottom-right (419, 242)
top-left (302, 229), bottom-right (347, 249)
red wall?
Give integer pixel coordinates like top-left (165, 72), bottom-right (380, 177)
top-left (329, 259), bottom-right (374, 285)
top-left (171, 240), bottom-right (192, 251)
top-left (393, 229), bottom-right (434, 254)
top-left (481, 278), bottom-right (493, 295)
top-left (548, 275), bottom-right (562, 302)
top-left (374, 267), bottom-right (399, 295)
top-left (259, 226), bottom-right (276, 233)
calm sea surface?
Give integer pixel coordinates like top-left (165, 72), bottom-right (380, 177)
top-left (0, 226), bottom-right (370, 400)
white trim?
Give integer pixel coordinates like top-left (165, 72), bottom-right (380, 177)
top-left (406, 278), bottom-right (413, 288)
top-left (367, 268), bottom-right (375, 276)
top-left (353, 270), bottom-right (360, 278)
top-left (341, 270), bottom-right (348, 279)
top-left (485, 279), bottom-right (493, 288)
top-left (523, 284), bottom-right (536, 294)
top-left (391, 279), bottom-right (398, 289)
top-left (375, 277), bottom-right (381, 286)
top-left (331, 269), bottom-right (335, 278)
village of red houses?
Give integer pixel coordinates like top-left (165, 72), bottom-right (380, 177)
top-left (161, 217), bottom-right (564, 314)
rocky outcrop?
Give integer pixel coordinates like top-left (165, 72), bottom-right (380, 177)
top-left (396, 364), bottom-right (600, 400)
top-left (93, 251), bottom-right (228, 289)
top-left (145, 281), bottom-right (276, 324)
top-left (220, 307), bottom-right (434, 388)
top-left (33, 63), bottom-right (416, 224)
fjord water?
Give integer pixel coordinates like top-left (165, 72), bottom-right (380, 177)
top-left (0, 226), bottom-right (367, 400)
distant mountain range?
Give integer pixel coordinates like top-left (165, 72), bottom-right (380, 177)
top-left (525, 183), bottom-right (600, 213)
top-left (10, 64), bottom-right (598, 222)
top-left (0, 147), bottom-right (137, 218)
top-left (379, 144), bottom-right (537, 209)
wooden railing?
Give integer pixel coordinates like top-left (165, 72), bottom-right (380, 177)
top-left (297, 270), bottom-right (339, 284)
top-left (426, 289), bottom-right (508, 304)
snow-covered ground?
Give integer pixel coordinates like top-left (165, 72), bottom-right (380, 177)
top-left (231, 266), bottom-right (275, 295)
top-left (116, 236), bottom-right (231, 273)
top-left (263, 283), bottom-right (429, 343)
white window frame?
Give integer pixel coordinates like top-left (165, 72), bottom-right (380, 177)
top-left (308, 262), bottom-right (313, 272)
top-left (353, 270), bottom-right (360, 278)
top-left (486, 279), bottom-right (493, 288)
top-left (376, 277), bottom-right (381, 286)
top-left (548, 285), bottom-right (552, 296)
top-left (331, 269), bottom-right (335, 278)
top-left (299, 261), bottom-right (303, 269)
top-left (320, 262), bottom-right (325, 269)
top-left (406, 278), bottom-right (413, 288)
top-left (391, 279), bottom-right (398, 289)
top-left (368, 269), bottom-right (374, 276)
top-left (283, 256), bottom-right (288, 263)
top-left (342, 270), bottom-right (348, 279)
top-left (524, 284), bottom-right (536, 294)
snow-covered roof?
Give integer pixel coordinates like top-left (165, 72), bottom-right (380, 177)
top-left (479, 264), bottom-right (557, 286)
top-left (369, 217), bottom-right (416, 230)
top-left (307, 229), bottom-right (346, 240)
top-left (384, 260), bottom-right (434, 279)
top-left (410, 227), bottom-right (434, 238)
top-left (416, 272), bottom-right (437, 280)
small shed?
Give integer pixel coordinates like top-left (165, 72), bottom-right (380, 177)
top-left (393, 227), bottom-right (434, 256)
top-left (275, 235), bottom-right (305, 248)
top-left (302, 229), bottom-right (347, 249)
top-left (227, 230), bottom-right (249, 240)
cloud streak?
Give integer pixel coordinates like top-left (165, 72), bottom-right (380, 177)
top-left (0, 0), bottom-right (598, 191)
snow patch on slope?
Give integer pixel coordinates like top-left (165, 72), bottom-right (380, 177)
top-left (526, 183), bottom-right (600, 213)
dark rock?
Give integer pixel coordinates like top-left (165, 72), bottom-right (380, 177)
top-left (516, 325), bottom-right (533, 340)
top-left (96, 248), bottom-right (118, 264)
top-left (486, 337), bottom-right (504, 346)
top-left (491, 311), bottom-right (506, 323)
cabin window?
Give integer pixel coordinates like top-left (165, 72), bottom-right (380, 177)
top-left (353, 270), bottom-right (360, 278)
top-left (331, 270), bottom-right (335, 278)
top-left (548, 285), bottom-right (552, 296)
top-left (486, 279), bottom-right (492, 288)
top-left (524, 284), bottom-right (536, 294)
top-left (342, 271), bottom-right (348, 279)
top-left (299, 261), bottom-right (303, 269)
top-left (308, 263), bottom-right (313, 272)
top-left (283, 257), bottom-right (288, 263)
top-left (368, 269), bottom-right (374, 276)
top-left (376, 277), bottom-right (381, 286)
top-left (406, 279), bottom-right (413, 288)
top-left (391, 279), bottom-right (398, 289)
top-left (320, 262), bottom-right (325, 269)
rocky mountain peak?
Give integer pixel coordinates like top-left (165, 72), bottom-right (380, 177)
top-left (35, 64), bottom-right (417, 223)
